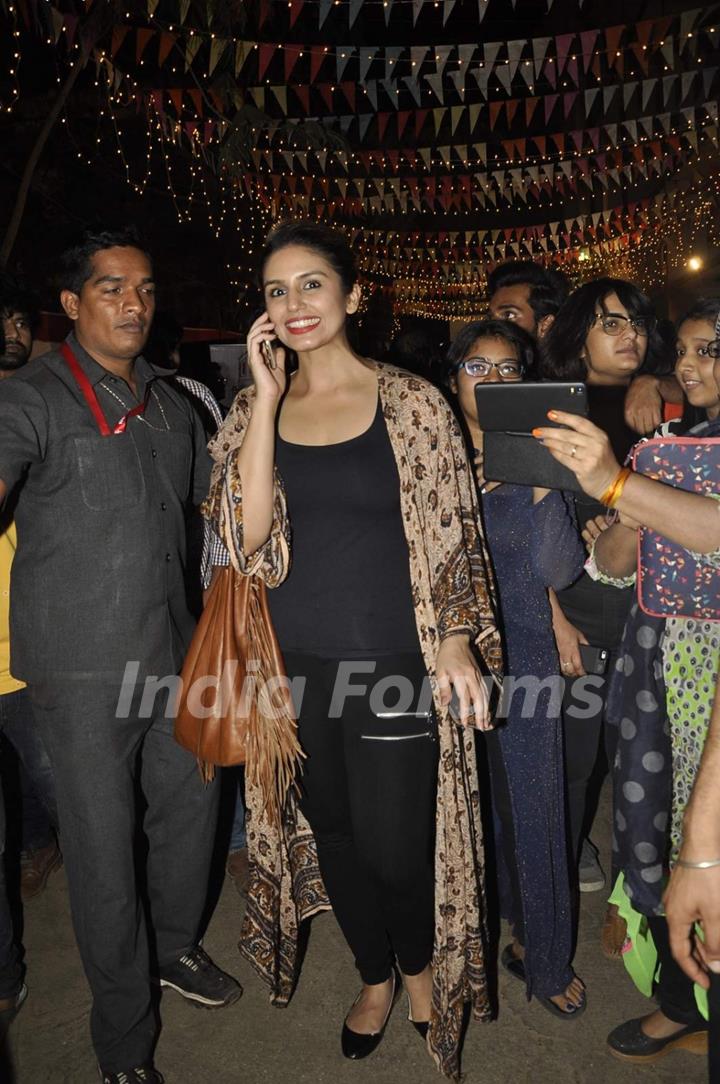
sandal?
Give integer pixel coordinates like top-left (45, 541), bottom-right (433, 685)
top-left (601, 903), bottom-right (628, 960)
top-left (501, 943), bottom-right (586, 1019)
top-left (536, 987), bottom-right (586, 1020)
top-left (500, 943), bottom-right (526, 983)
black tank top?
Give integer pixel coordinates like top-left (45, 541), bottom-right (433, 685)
top-left (268, 399), bottom-right (420, 656)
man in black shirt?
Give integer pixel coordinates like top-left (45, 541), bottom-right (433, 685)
top-left (0, 229), bottom-right (239, 1084)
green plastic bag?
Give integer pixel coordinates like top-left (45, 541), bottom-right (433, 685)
top-left (609, 873), bottom-right (709, 1020)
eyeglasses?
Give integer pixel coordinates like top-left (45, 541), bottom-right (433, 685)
top-left (593, 312), bottom-right (655, 337)
top-left (453, 358), bottom-right (523, 380)
top-left (706, 339), bottom-right (720, 358)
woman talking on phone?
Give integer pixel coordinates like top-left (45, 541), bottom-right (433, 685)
top-left (203, 221), bottom-right (501, 1078)
top-left (447, 319), bottom-right (586, 1018)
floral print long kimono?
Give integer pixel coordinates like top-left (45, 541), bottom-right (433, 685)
top-left (203, 363), bottom-right (502, 1080)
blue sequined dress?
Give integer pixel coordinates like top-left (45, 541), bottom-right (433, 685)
top-left (480, 483), bottom-right (584, 998)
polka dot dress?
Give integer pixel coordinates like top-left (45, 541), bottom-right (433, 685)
top-left (663, 618), bottom-right (720, 858)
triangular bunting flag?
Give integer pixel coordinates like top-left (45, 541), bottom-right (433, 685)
top-left (158, 32), bottom-right (176, 67)
top-left (424, 73), bottom-right (444, 103)
top-left (641, 78), bottom-right (658, 111)
top-left (622, 82), bottom-right (636, 109)
top-left (403, 77), bottom-right (422, 106)
top-left (681, 71), bottom-right (696, 103)
top-left (258, 44), bottom-right (275, 81)
top-left (506, 39), bottom-right (525, 79)
top-left (318, 0), bottom-right (333, 28)
top-left (468, 102), bottom-right (482, 132)
top-left (532, 36), bottom-right (551, 79)
top-left (271, 85), bottom-right (288, 113)
top-left (136, 28), bottom-right (154, 62)
top-left (579, 29), bottom-right (597, 70)
top-left (359, 48), bottom-right (375, 82)
top-left (185, 35), bottom-right (201, 71)
top-left (284, 44), bottom-right (303, 81)
top-left (335, 46), bottom-right (353, 82)
top-left (208, 38), bottom-right (227, 77)
top-left (584, 87), bottom-right (599, 115)
top-left (495, 64), bottom-right (512, 95)
top-left (349, 0), bottom-right (363, 27)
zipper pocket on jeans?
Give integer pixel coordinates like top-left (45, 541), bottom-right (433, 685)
top-left (361, 710), bottom-right (436, 742)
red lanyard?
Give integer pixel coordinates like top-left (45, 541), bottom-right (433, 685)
top-left (60, 342), bottom-right (149, 436)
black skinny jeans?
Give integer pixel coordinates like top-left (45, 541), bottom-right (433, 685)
top-left (284, 651), bottom-right (438, 986)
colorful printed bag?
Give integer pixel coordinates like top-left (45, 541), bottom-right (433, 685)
top-left (633, 436), bottom-right (720, 620)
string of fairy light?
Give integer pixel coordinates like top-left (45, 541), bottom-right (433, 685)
top-left (5, 4), bottom-right (720, 319)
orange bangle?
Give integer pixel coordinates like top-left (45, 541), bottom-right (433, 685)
top-left (600, 467), bottom-right (632, 509)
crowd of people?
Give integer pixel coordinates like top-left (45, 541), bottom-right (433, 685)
top-left (0, 221), bottom-right (717, 1083)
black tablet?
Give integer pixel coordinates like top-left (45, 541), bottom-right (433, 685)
top-left (474, 381), bottom-right (587, 433)
top-left (475, 382), bottom-right (588, 492)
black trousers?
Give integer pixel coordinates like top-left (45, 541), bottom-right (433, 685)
top-left (562, 656), bottom-right (619, 866)
top-left (649, 915), bottom-right (706, 1026)
top-left (284, 651), bottom-right (437, 986)
top-left (29, 679), bottom-right (219, 1073)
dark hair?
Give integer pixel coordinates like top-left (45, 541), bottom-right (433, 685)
top-left (444, 318), bottom-right (538, 380)
top-left (487, 260), bottom-right (570, 322)
top-left (260, 220), bottom-right (357, 294)
top-left (676, 297), bottom-right (720, 432)
top-left (59, 226), bottom-right (151, 294)
top-left (540, 277), bottom-right (667, 381)
top-left (677, 296), bottom-right (720, 334)
top-left (0, 272), bottom-right (39, 329)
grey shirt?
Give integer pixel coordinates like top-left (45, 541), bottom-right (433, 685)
top-left (0, 333), bottom-right (212, 682)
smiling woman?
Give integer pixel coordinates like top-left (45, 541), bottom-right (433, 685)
top-left (204, 220), bottom-right (502, 1080)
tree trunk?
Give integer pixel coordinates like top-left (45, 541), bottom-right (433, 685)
top-left (0, 50), bottom-right (87, 267)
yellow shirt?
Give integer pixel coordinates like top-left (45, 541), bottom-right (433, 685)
top-left (0, 523), bottom-right (25, 694)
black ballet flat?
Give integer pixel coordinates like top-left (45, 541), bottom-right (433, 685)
top-left (406, 994), bottom-right (429, 1040)
top-left (341, 972), bottom-right (398, 1060)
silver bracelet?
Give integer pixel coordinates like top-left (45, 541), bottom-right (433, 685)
top-left (676, 856), bottom-right (720, 869)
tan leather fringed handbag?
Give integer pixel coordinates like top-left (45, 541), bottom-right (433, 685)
top-left (174, 567), bottom-right (303, 822)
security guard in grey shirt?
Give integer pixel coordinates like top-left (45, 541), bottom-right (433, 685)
top-left (0, 228), bottom-right (241, 1084)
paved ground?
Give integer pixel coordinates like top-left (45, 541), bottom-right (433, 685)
top-left (2, 784), bottom-right (708, 1084)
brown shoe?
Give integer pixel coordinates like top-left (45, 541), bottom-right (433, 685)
top-left (20, 841), bottom-right (62, 901)
top-left (601, 903), bottom-right (628, 959)
top-left (225, 847), bottom-right (249, 897)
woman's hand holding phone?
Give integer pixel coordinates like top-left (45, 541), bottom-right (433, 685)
top-left (247, 312), bottom-right (287, 406)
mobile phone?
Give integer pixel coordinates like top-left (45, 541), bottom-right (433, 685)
top-left (261, 338), bottom-right (277, 370)
top-left (578, 644), bottom-right (610, 676)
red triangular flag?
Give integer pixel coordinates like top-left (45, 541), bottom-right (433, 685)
top-left (136, 28), bottom-right (154, 63)
top-left (310, 46), bottom-right (325, 83)
top-left (158, 32), bottom-right (176, 67)
top-left (110, 25), bottom-right (130, 58)
top-left (294, 84), bottom-right (310, 112)
top-left (317, 83), bottom-right (334, 112)
top-left (284, 44), bottom-right (303, 82)
top-left (258, 44), bottom-right (275, 81)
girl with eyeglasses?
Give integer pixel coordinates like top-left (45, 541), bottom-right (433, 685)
top-left (535, 300), bottom-right (720, 1065)
top-left (447, 319), bottom-right (587, 1017)
top-left (540, 279), bottom-right (669, 953)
